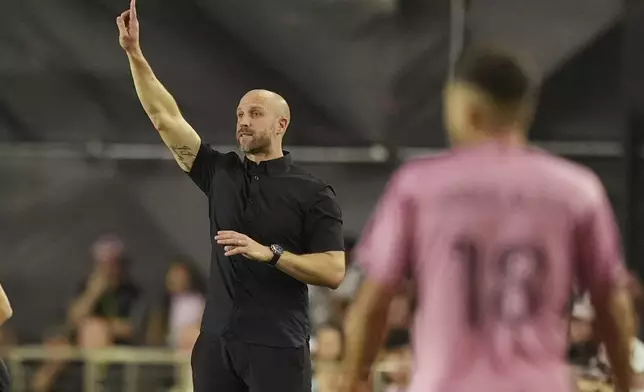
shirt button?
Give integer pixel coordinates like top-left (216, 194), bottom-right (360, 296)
top-left (253, 176), bottom-right (260, 180)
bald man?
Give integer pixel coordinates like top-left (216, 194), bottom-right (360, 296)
top-left (118, 2), bottom-right (345, 391)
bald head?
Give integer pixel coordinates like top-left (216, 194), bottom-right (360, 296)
top-left (236, 89), bottom-right (291, 157)
top-left (240, 89), bottom-right (291, 125)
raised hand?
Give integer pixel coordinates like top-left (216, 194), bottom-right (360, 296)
top-left (86, 272), bottom-right (109, 296)
top-left (116, 0), bottom-right (140, 53)
top-left (215, 231), bottom-right (274, 262)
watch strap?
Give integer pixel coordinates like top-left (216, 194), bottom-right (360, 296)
top-left (269, 244), bottom-right (283, 266)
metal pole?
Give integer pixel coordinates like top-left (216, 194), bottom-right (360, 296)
top-left (448, 0), bottom-right (470, 80)
top-left (624, 115), bottom-right (640, 270)
top-left (372, 369), bottom-right (384, 392)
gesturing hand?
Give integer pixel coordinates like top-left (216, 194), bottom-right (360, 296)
top-left (116, 0), bottom-right (140, 53)
top-left (215, 231), bottom-right (274, 262)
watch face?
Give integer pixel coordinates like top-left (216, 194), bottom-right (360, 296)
top-left (271, 244), bottom-right (284, 254)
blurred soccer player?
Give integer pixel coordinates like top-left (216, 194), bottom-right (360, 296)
top-left (341, 48), bottom-right (636, 392)
top-left (0, 281), bottom-right (12, 392)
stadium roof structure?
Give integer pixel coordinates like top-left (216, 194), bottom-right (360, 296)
top-left (0, 0), bottom-right (625, 161)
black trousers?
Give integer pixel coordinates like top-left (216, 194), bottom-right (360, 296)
top-left (191, 332), bottom-right (311, 392)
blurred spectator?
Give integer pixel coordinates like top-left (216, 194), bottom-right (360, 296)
top-left (569, 293), bottom-right (605, 384)
top-left (67, 235), bottom-right (144, 345)
top-left (380, 329), bottom-right (412, 392)
top-left (0, 329), bottom-right (16, 350)
top-left (145, 257), bottom-right (206, 350)
top-left (313, 323), bottom-right (344, 362)
top-left (143, 258), bottom-right (205, 392)
top-left (31, 327), bottom-right (81, 392)
top-left (0, 327), bottom-right (17, 392)
top-left (78, 318), bottom-right (114, 348)
top-left (571, 272), bottom-right (644, 391)
top-left (568, 293), bottom-right (599, 370)
top-left (309, 236), bottom-right (362, 329)
top-left (312, 323), bottom-right (344, 392)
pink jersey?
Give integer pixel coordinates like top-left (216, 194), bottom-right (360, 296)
top-left (356, 141), bottom-right (627, 392)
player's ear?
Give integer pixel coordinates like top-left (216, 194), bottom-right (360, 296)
top-left (467, 103), bottom-right (484, 131)
top-left (277, 117), bottom-right (288, 135)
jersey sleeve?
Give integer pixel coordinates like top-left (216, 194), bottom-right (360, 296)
top-left (354, 170), bottom-right (414, 287)
top-left (303, 185), bottom-right (344, 253)
top-left (186, 143), bottom-right (223, 195)
top-left (575, 181), bottom-right (628, 298)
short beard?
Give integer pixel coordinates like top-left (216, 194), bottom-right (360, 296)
top-left (238, 133), bottom-right (272, 155)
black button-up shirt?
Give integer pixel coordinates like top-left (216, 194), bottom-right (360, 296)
top-left (187, 143), bottom-right (344, 347)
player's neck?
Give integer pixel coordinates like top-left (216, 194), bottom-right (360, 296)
top-left (245, 146), bottom-right (284, 163)
top-left (460, 128), bottom-right (527, 148)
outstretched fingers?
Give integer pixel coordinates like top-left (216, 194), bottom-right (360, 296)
top-left (224, 246), bottom-right (248, 257)
top-left (130, 0), bottom-right (137, 21)
top-left (217, 238), bottom-right (248, 246)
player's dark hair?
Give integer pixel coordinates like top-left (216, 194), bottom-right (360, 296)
top-left (453, 47), bottom-right (538, 108)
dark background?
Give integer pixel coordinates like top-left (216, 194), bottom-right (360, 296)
top-left (1, 0), bottom-right (642, 342)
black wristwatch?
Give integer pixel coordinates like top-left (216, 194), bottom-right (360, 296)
top-left (269, 244), bottom-right (284, 266)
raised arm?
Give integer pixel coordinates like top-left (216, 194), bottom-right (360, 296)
top-left (67, 273), bottom-right (108, 328)
top-left (117, 0), bottom-right (200, 172)
top-left (0, 281), bottom-right (13, 326)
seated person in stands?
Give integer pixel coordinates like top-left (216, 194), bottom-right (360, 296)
top-left (312, 323), bottom-right (344, 392)
top-left (67, 235), bottom-right (144, 346)
top-left (31, 327), bottom-right (82, 392)
top-left (0, 280), bottom-right (12, 392)
top-left (380, 329), bottom-right (412, 392)
top-left (314, 323), bottom-right (344, 363)
top-left (309, 237), bottom-right (360, 330)
top-left (146, 257), bottom-right (206, 350)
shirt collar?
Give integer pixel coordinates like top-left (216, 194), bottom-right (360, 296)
top-left (244, 151), bottom-right (292, 175)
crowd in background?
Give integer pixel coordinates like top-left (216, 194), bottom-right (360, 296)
top-left (0, 235), bottom-right (209, 391)
top-left (3, 233), bottom-right (644, 392)
top-left (570, 274), bottom-right (644, 392)
top-left (0, 234), bottom-right (413, 392)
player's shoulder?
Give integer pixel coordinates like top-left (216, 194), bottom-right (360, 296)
top-left (287, 163), bottom-right (324, 184)
top-left (212, 145), bottom-right (242, 161)
top-left (525, 148), bottom-right (607, 210)
top-left (398, 149), bottom-right (456, 173)
top-left (200, 143), bottom-right (242, 164)
top-left (287, 164), bottom-right (337, 196)
top-left (389, 151), bottom-right (457, 186)
top-left (528, 148), bottom-right (604, 192)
